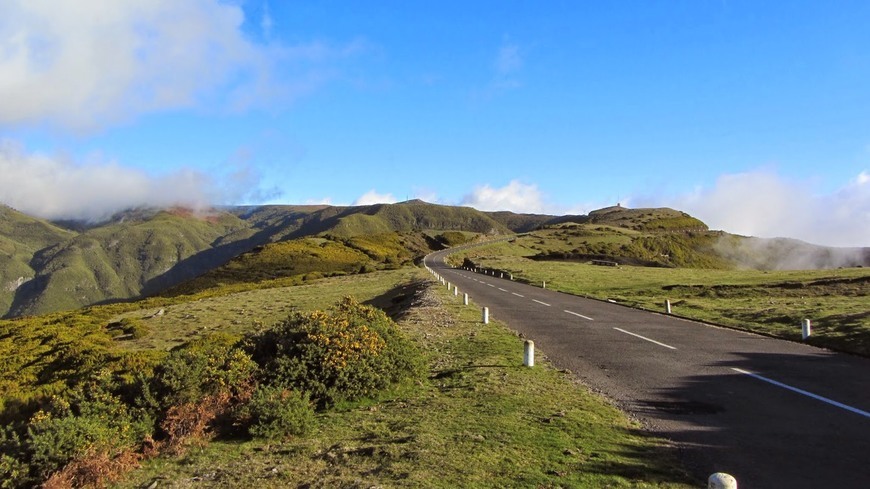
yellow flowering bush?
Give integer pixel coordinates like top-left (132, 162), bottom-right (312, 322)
top-left (249, 297), bottom-right (421, 407)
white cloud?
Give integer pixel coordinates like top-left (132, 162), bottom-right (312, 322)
top-left (0, 140), bottom-right (267, 221)
top-left (0, 0), bottom-right (259, 129)
top-left (353, 190), bottom-right (397, 206)
top-left (460, 180), bottom-right (545, 213)
top-left (0, 0), bottom-right (365, 130)
top-left (656, 169), bottom-right (870, 247)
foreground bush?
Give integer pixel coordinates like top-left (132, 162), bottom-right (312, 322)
top-left (144, 334), bottom-right (257, 450)
top-left (249, 297), bottom-right (422, 408)
top-left (20, 372), bottom-right (153, 486)
top-left (242, 385), bottom-right (315, 440)
top-left (1, 299), bottom-right (420, 487)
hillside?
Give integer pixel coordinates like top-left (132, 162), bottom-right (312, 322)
top-left (0, 201), bottom-right (509, 318)
top-left (2, 202), bottom-right (866, 318)
top-left (481, 206), bottom-right (868, 270)
top-left (0, 205), bottom-right (76, 314)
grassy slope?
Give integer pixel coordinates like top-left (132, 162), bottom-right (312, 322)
top-left (2, 201), bottom-right (510, 318)
top-left (314, 201), bottom-right (512, 238)
top-left (115, 272), bottom-right (694, 488)
top-left (8, 210), bottom-right (252, 317)
top-left (162, 232), bottom-right (435, 298)
top-left (0, 206), bottom-right (76, 314)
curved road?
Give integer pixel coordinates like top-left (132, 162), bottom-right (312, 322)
top-left (425, 247), bottom-right (870, 488)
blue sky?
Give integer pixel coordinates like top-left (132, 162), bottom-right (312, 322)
top-left (0, 1), bottom-right (868, 246)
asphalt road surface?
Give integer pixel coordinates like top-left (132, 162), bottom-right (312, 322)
top-left (424, 247), bottom-right (870, 488)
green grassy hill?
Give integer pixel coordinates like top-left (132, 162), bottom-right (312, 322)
top-left (3, 202), bottom-right (866, 319)
top-left (587, 205), bottom-right (708, 232)
top-left (284, 200), bottom-right (512, 238)
top-left (1, 201), bottom-right (509, 318)
top-left (6, 209), bottom-right (254, 317)
top-left (0, 205), bottom-right (76, 314)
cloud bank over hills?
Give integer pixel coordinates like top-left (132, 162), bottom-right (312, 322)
top-left (654, 170), bottom-right (870, 248)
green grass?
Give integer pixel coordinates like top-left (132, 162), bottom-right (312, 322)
top-left (115, 272), bottom-right (694, 488)
top-left (452, 245), bottom-right (870, 356)
top-left (112, 268), bottom-right (422, 352)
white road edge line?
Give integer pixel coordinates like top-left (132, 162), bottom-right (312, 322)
top-left (564, 310), bottom-right (594, 321)
top-left (731, 368), bottom-right (870, 419)
top-left (512, 293), bottom-right (525, 297)
top-left (613, 327), bottom-right (677, 350)
top-left (533, 299), bottom-right (551, 307)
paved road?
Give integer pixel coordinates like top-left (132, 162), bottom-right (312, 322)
top-left (424, 248), bottom-right (870, 488)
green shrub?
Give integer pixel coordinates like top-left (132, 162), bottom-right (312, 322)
top-left (24, 376), bottom-right (152, 481)
top-left (148, 334), bottom-right (256, 409)
top-left (141, 334), bottom-right (257, 450)
top-left (249, 297), bottom-right (422, 408)
top-left (0, 428), bottom-right (27, 488)
top-left (243, 385), bottom-right (314, 440)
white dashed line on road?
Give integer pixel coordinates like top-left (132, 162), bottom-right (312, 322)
top-left (564, 310), bottom-right (594, 321)
top-left (512, 293), bottom-right (524, 297)
top-left (498, 287), bottom-right (508, 292)
top-left (532, 299), bottom-right (551, 307)
top-left (613, 327), bottom-right (676, 350)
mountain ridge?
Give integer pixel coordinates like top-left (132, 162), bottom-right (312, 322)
top-left (2, 201), bottom-right (867, 318)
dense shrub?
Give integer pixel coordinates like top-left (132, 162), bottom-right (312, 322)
top-left (147, 334), bottom-right (256, 409)
top-left (249, 297), bottom-right (422, 408)
top-left (145, 334), bottom-right (257, 450)
top-left (24, 373), bottom-right (152, 483)
top-left (242, 385), bottom-right (314, 440)
top-left (0, 427), bottom-right (27, 488)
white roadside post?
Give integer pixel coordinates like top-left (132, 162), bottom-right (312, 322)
top-left (665, 300), bottom-right (672, 314)
top-left (464, 293), bottom-right (469, 306)
top-left (542, 280), bottom-right (546, 289)
top-left (802, 319), bottom-right (812, 340)
top-left (454, 286), bottom-right (459, 297)
top-left (524, 340), bottom-right (535, 367)
top-left (482, 307), bottom-right (489, 324)
top-left (707, 472), bottom-right (737, 489)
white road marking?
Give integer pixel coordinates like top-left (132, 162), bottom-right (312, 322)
top-left (533, 299), bottom-right (551, 307)
top-left (731, 368), bottom-right (870, 418)
top-left (613, 327), bottom-right (676, 350)
top-left (512, 293), bottom-right (525, 298)
top-left (564, 310), bottom-right (594, 321)
top-left (487, 284), bottom-right (495, 287)
top-left (498, 287), bottom-right (508, 292)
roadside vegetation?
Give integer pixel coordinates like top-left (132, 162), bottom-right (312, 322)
top-left (116, 276), bottom-right (694, 488)
top-left (0, 289), bottom-right (421, 487)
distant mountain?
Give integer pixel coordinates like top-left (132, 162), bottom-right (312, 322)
top-left (0, 201), bottom-right (510, 317)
